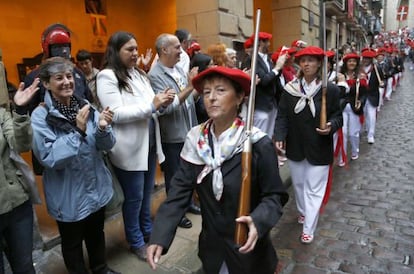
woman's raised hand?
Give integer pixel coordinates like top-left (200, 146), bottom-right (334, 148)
top-left (13, 78), bottom-right (40, 107)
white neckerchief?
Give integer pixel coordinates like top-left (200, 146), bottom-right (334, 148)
top-left (258, 52), bottom-right (271, 71)
top-left (364, 64), bottom-right (372, 80)
top-left (284, 78), bottom-right (321, 117)
top-left (180, 119), bottom-right (266, 200)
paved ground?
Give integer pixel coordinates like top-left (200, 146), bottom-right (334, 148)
top-left (5, 64), bottom-right (414, 274)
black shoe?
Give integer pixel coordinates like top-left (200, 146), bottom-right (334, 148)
top-left (130, 245), bottom-right (147, 261)
top-left (178, 216), bottom-right (192, 228)
top-left (187, 204), bottom-right (201, 215)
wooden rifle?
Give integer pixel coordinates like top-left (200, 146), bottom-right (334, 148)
top-left (320, 1), bottom-right (327, 129)
top-left (335, 23), bottom-right (340, 83)
top-left (354, 78), bottom-right (361, 110)
top-left (234, 8), bottom-right (261, 246)
top-left (373, 61), bottom-right (384, 87)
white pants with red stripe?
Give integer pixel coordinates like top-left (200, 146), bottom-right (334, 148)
top-left (288, 159), bottom-right (329, 236)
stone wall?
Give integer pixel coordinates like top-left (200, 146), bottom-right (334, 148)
top-left (176, 0), bottom-right (254, 49)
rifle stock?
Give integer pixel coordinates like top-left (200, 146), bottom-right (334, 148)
top-left (234, 8), bottom-right (261, 246)
top-left (235, 150), bottom-right (252, 245)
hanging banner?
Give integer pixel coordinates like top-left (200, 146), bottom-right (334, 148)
top-left (348, 0), bottom-right (354, 19)
top-left (396, 6), bottom-right (408, 21)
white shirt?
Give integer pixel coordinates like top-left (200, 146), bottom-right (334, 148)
top-left (176, 46), bottom-right (190, 73)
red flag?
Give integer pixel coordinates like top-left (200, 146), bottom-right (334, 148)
top-left (348, 0), bottom-right (354, 19)
top-left (397, 6), bottom-right (408, 21)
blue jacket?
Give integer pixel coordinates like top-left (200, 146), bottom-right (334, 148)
top-left (31, 92), bottom-right (116, 222)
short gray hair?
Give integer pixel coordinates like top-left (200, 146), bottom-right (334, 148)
top-left (155, 33), bottom-right (175, 55)
top-left (38, 57), bottom-right (74, 83)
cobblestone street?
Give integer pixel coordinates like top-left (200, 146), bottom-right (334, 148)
top-left (272, 64), bottom-right (414, 274)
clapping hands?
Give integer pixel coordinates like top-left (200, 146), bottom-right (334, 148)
top-left (98, 106), bottom-right (114, 130)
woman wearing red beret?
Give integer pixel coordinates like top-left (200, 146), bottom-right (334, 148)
top-left (337, 53), bottom-right (368, 166)
top-left (147, 66), bottom-right (289, 274)
top-left (360, 49), bottom-right (383, 144)
top-left (274, 46), bottom-right (343, 244)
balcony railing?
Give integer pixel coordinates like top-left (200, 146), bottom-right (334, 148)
top-left (332, 0), bottom-right (345, 11)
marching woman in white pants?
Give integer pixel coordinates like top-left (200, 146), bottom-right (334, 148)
top-left (337, 53), bottom-right (368, 165)
top-left (274, 46), bottom-right (343, 244)
top-left (360, 48), bottom-right (383, 144)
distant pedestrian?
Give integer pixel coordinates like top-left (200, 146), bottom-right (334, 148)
top-left (274, 46), bottom-right (343, 244)
top-left (76, 49), bottom-right (101, 109)
top-left (337, 52), bottom-right (367, 166)
top-left (360, 48), bottom-right (383, 144)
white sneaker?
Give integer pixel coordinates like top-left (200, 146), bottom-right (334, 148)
top-left (368, 137), bottom-right (375, 144)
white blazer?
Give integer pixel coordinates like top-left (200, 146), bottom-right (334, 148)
top-left (97, 68), bottom-right (164, 171)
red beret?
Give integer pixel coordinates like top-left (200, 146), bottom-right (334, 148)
top-left (250, 32), bottom-right (272, 41)
top-left (244, 37), bottom-right (253, 49)
top-left (192, 66), bottom-right (251, 95)
top-left (291, 40), bottom-right (308, 48)
top-left (376, 48), bottom-right (386, 55)
top-left (361, 49), bottom-right (377, 58)
top-left (277, 46), bottom-right (296, 55)
top-left (271, 51), bottom-right (280, 63)
top-left (259, 32), bottom-right (272, 40)
top-left (343, 53), bottom-right (360, 62)
top-left (189, 42), bottom-right (201, 51)
top-left (325, 50), bottom-right (335, 59)
top-left (294, 46), bottom-right (325, 59)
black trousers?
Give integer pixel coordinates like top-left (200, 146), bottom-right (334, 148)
top-left (56, 208), bottom-right (108, 274)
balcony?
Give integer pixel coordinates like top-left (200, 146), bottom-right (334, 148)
top-left (325, 0), bottom-right (346, 18)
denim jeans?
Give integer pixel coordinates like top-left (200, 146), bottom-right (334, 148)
top-left (113, 144), bottom-right (156, 249)
top-left (56, 207), bottom-right (107, 274)
top-left (0, 200), bottom-right (35, 274)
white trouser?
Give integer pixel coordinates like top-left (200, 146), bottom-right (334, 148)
top-left (219, 262), bottom-right (229, 274)
top-left (339, 104), bottom-right (361, 162)
top-left (385, 77), bottom-right (393, 99)
top-left (253, 107), bottom-right (278, 138)
top-left (378, 87), bottom-right (385, 108)
top-left (289, 159), bottom-right (329, 236)
top-left (395, 72), bottom-right (401, 85)
top-left (333, 131), bottom-right (338, 152)
top-left (364, 100), bottom-right (377, 139)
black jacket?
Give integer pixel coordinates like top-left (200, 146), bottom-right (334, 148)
top-left (150, 136), bottom-right (289, 274)
top-left (274, 80), bottom-right (343, 165)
